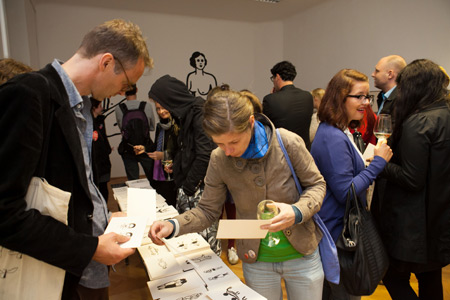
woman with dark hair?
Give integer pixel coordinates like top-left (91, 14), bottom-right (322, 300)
top-left (376, 59), bottom-right (450, 300)
top-left (150, 87), bottom-right (327, 300)
top-left (310, 69), bottom-right (392, 300)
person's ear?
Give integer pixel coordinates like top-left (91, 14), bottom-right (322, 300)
top-left (249, 114), bottom-right (255, 129)
top-left (99, 53), bottom-right (114, 71)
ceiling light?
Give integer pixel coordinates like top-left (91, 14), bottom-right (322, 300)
top-left (255, 0), bottom-right (280, 3)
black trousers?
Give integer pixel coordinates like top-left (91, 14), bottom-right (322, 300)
top-left (383, 264), bottom-right (443, 300)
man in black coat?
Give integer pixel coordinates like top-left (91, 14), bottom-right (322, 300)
top-left (371, 55), bottom-right (407, 119)
top-left (0, 19), bottom-right (152, 299)
top-left (263, 61), bottom-right (313, 149)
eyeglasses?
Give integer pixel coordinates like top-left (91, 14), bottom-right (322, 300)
top-left (113, 56), bottom-right (134, 92)
top-left (347, 94), bottom-right (374, 104)
top-left (270, 75), bottom-right (274, 82)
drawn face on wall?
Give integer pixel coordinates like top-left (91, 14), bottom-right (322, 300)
top-left (195, 55), bottom-right (206, 70)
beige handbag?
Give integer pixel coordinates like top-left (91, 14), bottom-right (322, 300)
top-left (0, 177), bottom-right (71, 300)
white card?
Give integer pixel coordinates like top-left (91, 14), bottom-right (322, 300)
top-left (104, 216), bottom-right (147, 248)
top-left (127, 188), bottom-right (156, 225)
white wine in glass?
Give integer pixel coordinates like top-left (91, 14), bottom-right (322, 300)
top-left (256, 200), bottom-right (280, 247)
top-left (374, 114), bottom-right (393, 141)
top-left (162, 150), bottom-right (173, 181)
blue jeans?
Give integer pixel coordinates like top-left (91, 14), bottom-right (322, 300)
top-left (243, 248), bottom-right (324, 300)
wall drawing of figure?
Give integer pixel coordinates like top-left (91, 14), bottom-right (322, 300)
top-left (186, 51), bottom-right (217, 97)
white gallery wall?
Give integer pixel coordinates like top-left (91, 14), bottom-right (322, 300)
top-left (283, 0), bottom-right (450, 91)
top-left (33, 2), bottom-right (283, 177)
top-left (4, 0), bottom-right (450, 178)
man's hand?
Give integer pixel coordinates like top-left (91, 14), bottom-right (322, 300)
top-left (92, 232), bottom-right (135, 265)
top-left (149, 221), bottom-right (174, 245)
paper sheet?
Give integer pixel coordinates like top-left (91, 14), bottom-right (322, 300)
top-left (127, 188), bottom-right (156, 225)
top-left (104, 216), bottom-right (147, 248)
top-left (216, 219), bottom-right (271, 239)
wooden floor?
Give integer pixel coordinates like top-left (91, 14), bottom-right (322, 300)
top-left (107, 178), bottom-right (450, 300)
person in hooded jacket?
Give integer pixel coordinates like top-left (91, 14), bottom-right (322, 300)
top-left (148, 75), bottom-right (221, 255)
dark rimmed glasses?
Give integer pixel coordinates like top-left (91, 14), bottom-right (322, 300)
top-left (347, 94), bottom-right (374, 105)
top-left (113, 56), bottom-right (134, 92)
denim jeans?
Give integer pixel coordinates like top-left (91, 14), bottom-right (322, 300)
top-left (243, 248), bottom-right (324, 300)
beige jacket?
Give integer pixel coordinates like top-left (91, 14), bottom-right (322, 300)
top-left (174, 114), bottom-right (326, 264)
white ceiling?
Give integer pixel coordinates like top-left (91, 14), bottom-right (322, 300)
top-left (32, 0), bottom-right (330, 22)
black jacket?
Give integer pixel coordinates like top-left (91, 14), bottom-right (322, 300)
top-left (148, 75), bottom-right (216, 196)
top-left (92, 114), bottom-right (112, 181)
top-left (0, 64), bottom-right (98, 298)
top-left (378, 101), bottom-right (450, 265)
top-left (263, 84), bottom-right (313, 149)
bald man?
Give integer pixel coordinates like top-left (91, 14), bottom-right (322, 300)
top-left (371, 55), bottom-right (407, 117)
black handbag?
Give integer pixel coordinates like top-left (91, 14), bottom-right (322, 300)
top-left (336, 183), bottom-right (389, 295)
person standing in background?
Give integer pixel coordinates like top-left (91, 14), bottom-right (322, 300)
top-left (375, 59), bottom-right (450, 300)
top-left (146, 99), bottom-right (179, 207)
top-left (263, 61), bottom-right (314, 149)
top-left (148, 75), bottom-right (221, 255)
top-left (91, 97), bottom-right (112, 203)
top-left (372, 55), bottom-right (407, 119)
top-left (310, 88), bottom-right (325, 143)
top-left (115, 84), bottom-right (155, 182)
top-left (0, 58), bottom-right (33, 85)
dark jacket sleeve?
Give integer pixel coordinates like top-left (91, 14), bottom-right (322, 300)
top-left (0, 75), bottom-right (97, 276)
top-left (381, 115), bottom-right (429, 191)
top-left (182, 108), bottom-right (216, 196)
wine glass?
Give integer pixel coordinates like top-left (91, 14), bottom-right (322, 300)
top-left (374, 114), bottom-right (393, 142)
top-left (256, 200), bottom-right (280, 247)
top-left (161, 150), bottom-right (173, 181)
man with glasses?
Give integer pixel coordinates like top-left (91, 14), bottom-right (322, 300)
top-left (0, 19), bottom-right (152, 299)
top-left (263, 61), bottom-right (314, 149)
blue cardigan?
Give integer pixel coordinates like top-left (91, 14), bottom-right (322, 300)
top-left (311, 122), bottom-right (386, 241)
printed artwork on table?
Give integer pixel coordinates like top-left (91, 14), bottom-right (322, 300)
top-left (147, 270), bottom-right (207, 300)
top-left (175, 249), bottom-right (225, 272)
top-left (155, 204), bottom-right (179, 221)
top-left (145, 253), bottom-right (183, 280)
top-left (165, 233), bottom-right (211, 256)
top-left (206, 282), bottom-right (268, 300)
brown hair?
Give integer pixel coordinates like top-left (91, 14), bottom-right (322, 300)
top-left (77, 19), bottom-right (153, 73)
top-left (318, 69), bottom-right (368, 130)
top-left (203, 89), bottom-right (255, 136)
top-left (0, 58), bottom-right (33, 85)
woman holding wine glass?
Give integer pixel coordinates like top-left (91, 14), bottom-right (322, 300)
top-left (150, 88), bottom-right (327, 300)
top-left (310, 69), bottom-right (393, 300)
top-left (375, 59), bottom-right (450, 300)
top-left (146, 100), bottom-right (179, 206)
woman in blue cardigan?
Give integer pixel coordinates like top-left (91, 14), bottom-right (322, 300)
top-left (311, 69), bottom-right (393, 300)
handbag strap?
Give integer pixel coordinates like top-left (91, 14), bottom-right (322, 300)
top-left (275, 129), bottom-right (303, 194)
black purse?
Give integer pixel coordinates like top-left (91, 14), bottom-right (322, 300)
top-left (336, 183), bottom-right (389, 295)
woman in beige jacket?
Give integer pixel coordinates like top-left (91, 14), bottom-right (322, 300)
top-left (150, 88), bottom-right (326, 300)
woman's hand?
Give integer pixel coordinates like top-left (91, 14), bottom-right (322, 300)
top-left (260, 202), bottom-right (296, 232)
top-left (164, 164), bottom-right (173, 174)
top-left (374, 139), bottom-right (393, 162)
top-left (147, 151), bottom-right (163, 160)
top-left (149, 220), bottom-right (174, 245)
top-left (133, 145), bottom-right (145, 155)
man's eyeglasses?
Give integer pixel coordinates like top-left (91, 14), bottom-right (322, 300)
top-left (113, 56), bottom-right (134, 92)
top-left (347, 94), bottom-right (374, 105)
top-left (270, 75), bottom-right (275, 82)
